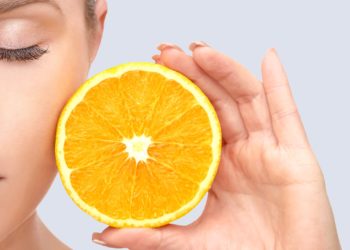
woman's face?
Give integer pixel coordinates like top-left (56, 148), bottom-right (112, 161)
top-left (0, 0), bottom-right (103, 241)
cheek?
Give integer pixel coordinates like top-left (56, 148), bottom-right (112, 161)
top-left (0, 38), bottom-right (90, 239)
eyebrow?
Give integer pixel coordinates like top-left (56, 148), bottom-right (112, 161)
top-left (0, 0), bottom-right (62, 14)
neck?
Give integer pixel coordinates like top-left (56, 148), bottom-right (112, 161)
top-left (0, 212), bottom-right (70, 250)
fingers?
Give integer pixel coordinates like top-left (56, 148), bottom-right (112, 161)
top-left (261, 48), bottom-right (309, 146)
top-left (153, 43), bottom-right (248, 144)
top-left (92, 224), bottom-right (185, 249)
top-left (190, 42), bottom-right (274, 138)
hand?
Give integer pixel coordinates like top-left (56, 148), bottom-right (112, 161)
top-left (92, 42), bottom-right (341, 250)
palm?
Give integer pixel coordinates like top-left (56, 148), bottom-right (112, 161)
top-left (92, 44), bottom-right (340, 250)
top-left (182, 137), bottom-right (322, 249)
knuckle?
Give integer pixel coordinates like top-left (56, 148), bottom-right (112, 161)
top-left (264, 82), bottom-right (288, 97)
top-left (271, 107), bottom-right (299, 122)
top-left (235, 90), bottom-right (262, 105)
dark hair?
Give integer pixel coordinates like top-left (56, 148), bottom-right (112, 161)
top-left (85, 0), bottom-right (97, 29)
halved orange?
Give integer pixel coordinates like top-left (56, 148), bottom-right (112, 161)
top-left (55, 62), bottom-right (222, 228)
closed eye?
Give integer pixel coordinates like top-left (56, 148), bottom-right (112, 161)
top-left (0, 45), bottom-right (48, 62)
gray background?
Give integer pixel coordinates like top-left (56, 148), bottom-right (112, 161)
top-left (38, 0), bottom-right (350, 249)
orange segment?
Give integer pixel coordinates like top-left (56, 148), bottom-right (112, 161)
top-left (70, 154), bottom-right (133, 219)
top-left (130, 159), bottom-right (199, 220)
top-left (148, 143), bottom-right (213, 183)
top-left (55, 62), bottom-right (222, 228)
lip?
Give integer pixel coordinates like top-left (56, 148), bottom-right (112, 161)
top-left (0, 176), bottom-right (5, 181)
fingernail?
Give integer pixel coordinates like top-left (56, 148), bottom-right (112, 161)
top-left (269, 47), bottom-right (278, 56)
top-left (92, 239), bottom-right (107, 246)
top-left (152, 54), bottom-right (161, 62)
top-left (92, 233), bottom-right (106, 246)
top-left (157, 42), bottom-right (183, 52)
top-left (189, 41), bottom-right (210, 51)
top-left (92, 238), bottom-right (107, 246)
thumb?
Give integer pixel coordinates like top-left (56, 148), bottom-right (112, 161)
top-left (92, 224), bottom-right (186, 249)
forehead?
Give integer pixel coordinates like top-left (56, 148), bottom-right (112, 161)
top-left (0, 0), bottom-right (62, 13)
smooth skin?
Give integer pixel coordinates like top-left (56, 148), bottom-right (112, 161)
top-left (0, 0), bottom-right (107, 249)
top-left (92, 43), bottom-right (341, 249)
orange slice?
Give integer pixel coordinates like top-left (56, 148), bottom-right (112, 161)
top-left (55, 62), bottom-right (222, 227)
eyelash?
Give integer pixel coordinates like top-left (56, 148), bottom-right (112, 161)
top-left (0, 45), bottom-right (48, 62)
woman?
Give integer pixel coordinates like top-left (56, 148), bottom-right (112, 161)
top-left (0, 0), bottom-right (341, 249)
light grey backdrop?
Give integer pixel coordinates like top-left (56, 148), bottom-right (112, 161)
top-left (38, 0), bottom-right (350, 249)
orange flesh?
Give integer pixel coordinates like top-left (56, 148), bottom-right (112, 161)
top-left (63, 70), bottom-right (213, 220)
